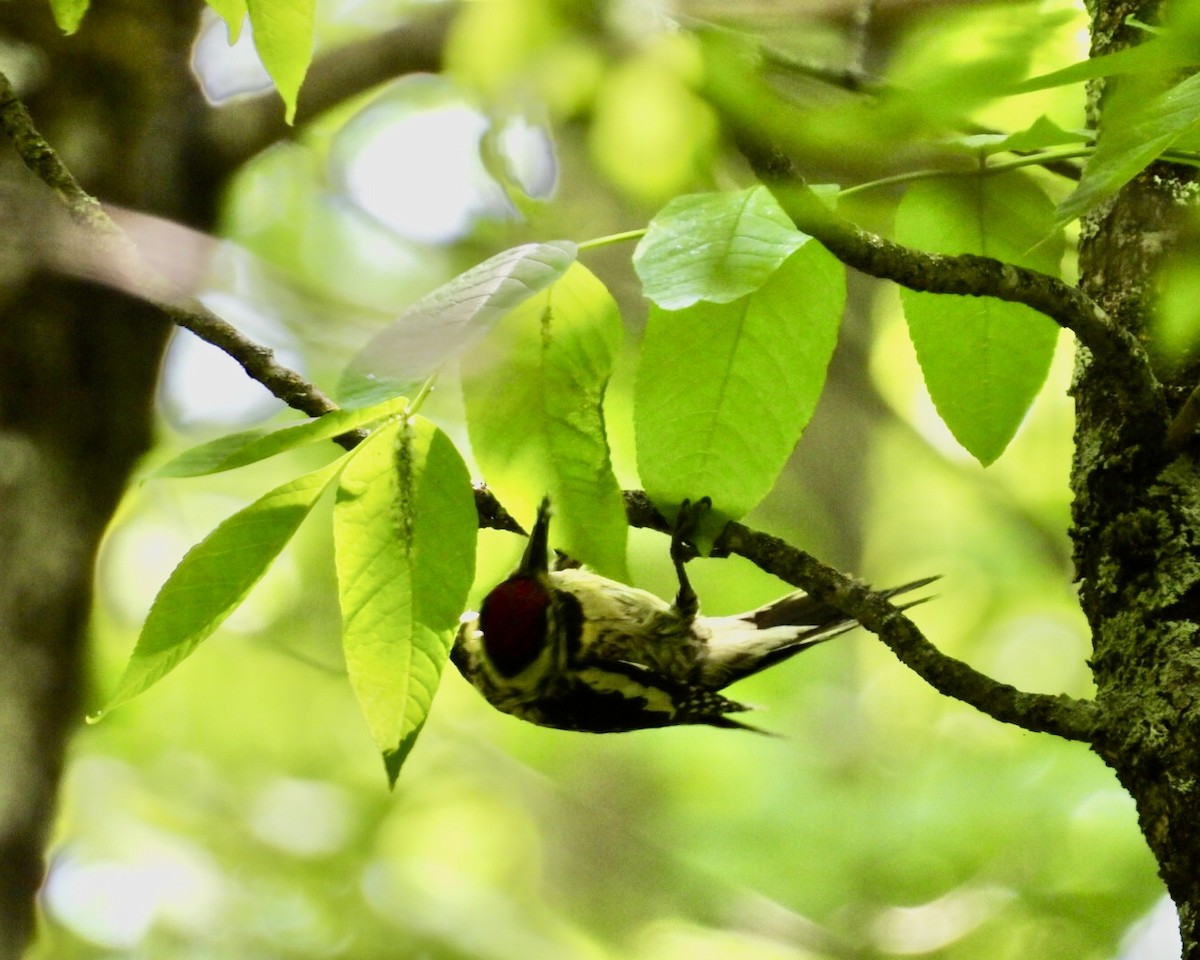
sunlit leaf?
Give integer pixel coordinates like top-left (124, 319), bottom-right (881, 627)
top-left (246, 0), bottom-right (315, 124)
top-left (99, 457), bottom-right (346, 717)
top-left (1011, 38), bottom-right (1198, 95)
top-left (333, 418), bottom-right (476, 786)
top-left (152, 396), bottom-right (409, 479)
top-left (1057, 72), bottom-right (1200, 225)
top-left (633, 186), bottom-right (806, 310)
top-left (896, 174), bottom-right (1063, 465)
top-left (462, 262), bottom-right (626, 579)
top-left (339, 241), bottom-right (577, 406)
top-left (635, 240), bottom-right (845, 529)
top-left (998, 116), bottom-right (1092, 153)
top-left (884, 5), bottom-right (1074, 129)
top-left (49, 0), bottom-right (88, 33)
top-left (205, 0), bottom-right (247, 42)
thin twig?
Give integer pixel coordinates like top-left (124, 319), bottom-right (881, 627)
top-left (834, 147), bottom-right (1091, 200)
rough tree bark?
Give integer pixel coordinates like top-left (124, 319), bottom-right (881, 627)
top-left (1074, 1), bottom-right (1200, 954)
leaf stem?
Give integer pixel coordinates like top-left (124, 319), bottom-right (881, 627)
top-left (836, 144), bottom-right (1200, 201)
top-left (835, 146), bottom-right (1095, 199)
top-left (1161, 149), bottom-right (1200, 169)
top-left (405, 368), bottom-right (441, 418)
top-left (577, 229), bottom-right (647, 252)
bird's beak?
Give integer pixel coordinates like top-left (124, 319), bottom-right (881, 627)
top-left (517, 497), bottom-right (552, 577)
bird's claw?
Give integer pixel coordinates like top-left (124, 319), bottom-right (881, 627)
top-left (670, 497), bottom-right (712, 564)
top-left (670, 497), bottom-right (712, 620)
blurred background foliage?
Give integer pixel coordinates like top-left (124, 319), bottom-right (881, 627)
top-left (32, 0), bottom-right (1172, 956)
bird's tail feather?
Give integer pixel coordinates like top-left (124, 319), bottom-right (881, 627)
top-left (711, 575), bottom-right (939, 685)
top-left (750, 575), bottom-right (939, 630)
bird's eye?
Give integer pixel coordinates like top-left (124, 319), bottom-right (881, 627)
top-left (479, 577), bottom-right (551, 677)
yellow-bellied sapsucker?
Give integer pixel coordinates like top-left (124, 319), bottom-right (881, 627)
top-left (451, 498), bottom-right (934, 732)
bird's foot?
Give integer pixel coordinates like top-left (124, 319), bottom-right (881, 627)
top-left (670, 497), bottom-right (712, 620)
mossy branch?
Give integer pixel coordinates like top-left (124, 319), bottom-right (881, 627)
top-left (787, 185), bottom-right (1152, 388)
top-left (724, 126), bottom-right (1167, 434)
top-left (714, 520), bottom-right (1103, 743)
top-left (615, 492), bottom-right (1101, 741)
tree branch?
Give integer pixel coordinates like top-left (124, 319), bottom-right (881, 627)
top-left (162, 302), bottom-right (351, 430)
top-left (781, 177), bottom-right (1160, 404)
top-left (592, 489), bottom-right (1101, 743)
top-left (0, 67), bottom-right (357, 445)
top-left (711, 520), bottom-right (1104, 743)
top-left (0, 70), bottom-right (111, 233)
top-left (721, 120), bottom-right (1165, 427)
top-left (614, 490), bottom-right (1101, 741)
top-left (717, 26), bottom-right (1083, 183)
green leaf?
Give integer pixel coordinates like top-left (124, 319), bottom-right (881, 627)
top-left (339, 241), bottom-right (578, 406)
top-left (246, 0), bottom-right (315, 124)
top-left (1057, 72), bottom-right (1200, 225)
top-left (99, 457), bottom-right (346, 717)
top-left (334, 418), bottom-right (476, 786)
top-left (1010, 38), bottom-right (1198, 95)
top-left (883, 5), bottom-right (1074, 129)
top-left (50, 0), bottom-right (88, 33)
top-left (896, 174), bottom-right (1063, 465)
top-left (635, 240), bottom-right (845, 526)
top-left (633, 186), bottom-right (807, 310)
top-left (152, 396), bottom-right (409, 479)
top-left (998, 116), bottom-right (1092, 154)
top-left (206, 0), bottom-right (247, 42)
top-left (462, 263), bottom-right (627, 579)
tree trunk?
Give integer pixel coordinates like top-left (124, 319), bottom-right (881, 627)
top-left (1073, 2), bottom-right (1200, 956)
top-left (0, 6), bottom-right (452, 954)
top-left (0, 4), bottom-right (211, 956)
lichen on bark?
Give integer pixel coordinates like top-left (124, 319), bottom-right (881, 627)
top-left (1073, 2), bottom-right (1200, 951)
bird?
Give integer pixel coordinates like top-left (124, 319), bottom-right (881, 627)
top-left (451, 497), bottom-right (935, 733)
